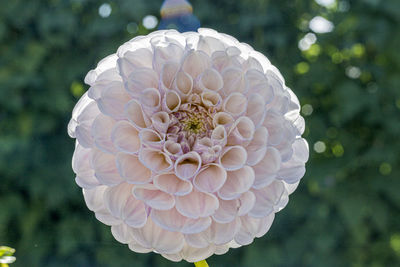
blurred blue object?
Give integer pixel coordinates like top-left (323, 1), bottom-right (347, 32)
top-left (159, 0), bottom-right (200, 32)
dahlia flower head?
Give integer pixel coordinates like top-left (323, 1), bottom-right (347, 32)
top-left (68, 28), bottom-right (308, 262)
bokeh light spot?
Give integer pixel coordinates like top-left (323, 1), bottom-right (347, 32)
top-left (70, 81), bottom-right (84, 97)
top-left (127, 22), bottom-right (138, 34)
top-left (315, 0), bottom-right (336, 8)
top-left (346, 66), bottom-right (361, 79)
top-left (390, 234), bottom-right (400, 255)
top-left (143, 15), bottom-right (158, 29)
top-left (295, 62), bottom-right (310, 74)
top-left (309, 16), bottom-right (334, 33)
top-left (332, 143), bottom-right (344, 157)
top-left (379, 162), bottom-right (392, 175)
top-left (302, 104), bottom-right (314, 116)
top-left (298, 33), bottom-right (317, 51)
top-left (314, 141), bottom-right (326, 153)
top-left (98, 3), bottom-right (112, 18)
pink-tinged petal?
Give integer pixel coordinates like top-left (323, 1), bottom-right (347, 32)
top-left (140, 87), bottom-right (161, 116)
top-left (211, 51), bottom-right (241, 72)
top-left (187, 218), bottom-right (241, 248)
top-left (223, 93), bottom-right (248, 118)
top-left (176, 190), bottom-right (219, 219)
top-left (111, 121), bottom-right (141, 154)
top-left (245, 69), bottom-right (274, 104)
top-left (173, 70), bottom-right (193, 101)
top-left (214, 244), bottom-right (230, 255)
top-left (133, 184), bottom-right (175, 210)
top-left (249, 180), bottom-right (285, 218)
top-left (237, 191), bottom-right (256, 216)
top-left (128, 240), bottom-right (152, 254)
top-left (163, 140), bottom-right (183, 160)
top-left (212, 112), bottom-right (234, 129)
top-left (118, 48), bottom-right (153, 79)
top-left (125, 68), bottom-right (159, 97)
top-left (194, 164), bottom-right (227, 193)
top-left (151, 111), bottom-right (170, 135)
top-left (262, 111), bottom-right (284, 146)
top-left (68, 92), bottom-right (97, 138)
top-left (246, 93), bottom-right (267, 127)
top-left (162, 90), bottom-right (181, 113)
top-left (111, 223), bottom-right (133, 244)
top-left (153, 173), bottom-right (193, 196)
top-left (211, 125), bottom-right (227, 147)
top-left (246, 126), bottom-right (268, 166)
top-left (197, 68), bottom-right (223, 92)
top-left (227, 116), bottom-right (255, 146)
top-left (116, 153), bottom-right (152, 184)
top-left (234, 214), bottom-right (275, 246)
top-left (252, 147), bottom-right (281, 189)
top-left (212, 199), bottom-right (238, 223)
top-left (74, 101), bottom-right (100, 148)
top-left (181, 50), bottom-right (211, 79)
top-left (92, 114), bottom-right (117, 154)
top-left (200, 91), bottom-right (222, 109)
top-left (220, 67), bottom-right (247, 97)
top-left (73, 144), bottom-right (99, 189)
top-left (91, 149), bottom-right (123, 186)
top-left (277, 138), bottom-right (308, 183)
top-left (197, 35), bottom-right (226, 55)
top-left (284, 181), bottom-right (300, 195)
top-left (130, 218), bottom-right (185, 254)
top-left (139, 128), bottom-right (164, 150)
top-left (219, 146), bottom-right (247, 171)
top-left (151, 208), bottom-right (212, 234)
top-left (160, 61), bottom-right (180, 91)
top-left (180, 244), bottom-right (216, 263)
top-left (97, 81), bottom-right (131, 120)
top-left (218, 166), bottom-right (255, 200)
top-left (139, 148), bottom-right (173, 173)
top-left (242, 56), bottom-right (264, 72)
top-left (95, 208), bottom-right (121, 226)
top-left (104, 183), bottom-right (147, 228)
top-left (83, 186), bottom-right (108, 212)
top-left (161, 253), bottom-right (182, 262)
top-left (153, 43), bottom-right (184, 74)
top-left (174, 152), bottom-right (202, 180)
top-left (125, 99), bottom-right (151, 130)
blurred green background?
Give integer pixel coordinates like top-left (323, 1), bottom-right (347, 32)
top-left (1, 0), bottom-right (400, 266)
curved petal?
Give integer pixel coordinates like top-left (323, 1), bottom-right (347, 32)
top-left (111, 223), bottom-right (133, 244)
top-left (139, 128), bottom-right (164, 150)
top-left (140, 87), bottom-right (161, 116)
top-left (181, 50), bottom-right (211, 79)
top-left (111, 121), bottom-right (141, 154)
top-left (194, 164), bottom-right (227, 193)
top-left (82, 185), bottom-right (108, 212)
top-left (139, 148), bottom-right (173, 173)
top-left (174, 152), bottom-right (202, 180)
top-left (234, 213), bottom-right (274, 246)
top-left (125, 99), bottom-right (151, 130)
top-left (130, 218), bottom-right (185, 254)
top-left (73, 144), bottom-right (99, 189)
top-left (173, 70), bottom-right (193, 101)
top-left (227, 116), bottom-right (255, 146)
top-left (237, 191), bottom-right (256, 216)
top-left (211, 125), bottom-right (227, 147)
top-left (218, 166), bottom-right (255, 200)
top-left (162, 90), bottom-right (181, 113)
top-left (249, 180), bottom-right (285, 218)
top-left (219, 146), bottom-right (247, 171)
top-left (151, 111), bottom-right (170, 135)
top-left (197, 68), bottom-right (223, 92)
top-left (91, 149), bottom-right (123, 186)
top-left (92, 114), bottom-right (117, 154)
top-left (176, 190), bottom-right (219, 219)
top-left (116, 153), bottom-right (152, 184)
top-left (97, 81), bottom-right (131, 119)
top-left (125, 68), bottom-right (159, 97)
top-left (252, 147), bottom-right (281, 188)
top-left (153, 173), bottom-right (193, 196)
top-left (246, 93), bottom-right (267, 127)
top-left (246, 126), bottom-right (268, 166)
top-left (221, 67), bottom-right (247, 97)
top-left (104, 183), bottom-right (147, 228)
top-left (212, 199), bottom-right (238, 223)
top-left (223, 93), bottom-right (248, 118)
top-left (133, 184), bottom-right (175, 210)
top-left (151, 208), bottom-right (212, 234)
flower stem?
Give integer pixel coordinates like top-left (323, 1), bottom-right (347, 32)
top-left (194, 260), bottom-right (209, 267)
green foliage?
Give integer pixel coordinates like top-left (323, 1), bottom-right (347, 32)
top-left (1, 0), bottom-right (399, 266)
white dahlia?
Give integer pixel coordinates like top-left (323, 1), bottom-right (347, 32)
top-left (68, 28), bottom-right (308, 262)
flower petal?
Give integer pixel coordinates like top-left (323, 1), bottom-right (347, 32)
top-left (116, 153), bottom-right (152, 184)
top-left (194, 164), bottom-right (227, 193)
top-left (139, 148), bottom-right (173, 173)
top-left (252, 147), bottom-right (281, 188)
top-left (176, 190), bottom-right (219, 219)
top-left (223, 93), bottom-right (247, 118)
top-left (181, 50), bottom-right (211, 79)
top-left (219, 146), bottom-right (247, 171)
top-left (125, 68), bottom-right (159, 97)
top-left (174, 152), bottom-right (202, 180)
top-left (125, 99), bottom-right (151, 130)
top-left (133, 184), bottom-right (175, 210)
top-left (218, 166), bottom-right (255, 200)
top-left (111, 121), bottom-right (141, 154)
top-left (249, 180), bottom-right (285, 218)
top-left (92, 114), bottom-right (117, 154)
top-left (153, 173), bottom-right (193, 196)
top-left (91, 149), bottom-right (123, 186)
